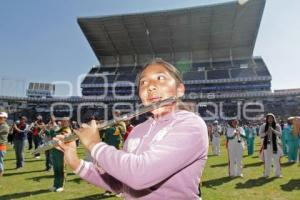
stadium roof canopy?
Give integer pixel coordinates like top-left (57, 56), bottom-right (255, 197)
top-left (78, 0), bottom-right (265, 66)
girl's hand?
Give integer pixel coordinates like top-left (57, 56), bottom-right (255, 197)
top-left (73, 120), bottom-right (100, 152)
top-left (54, 135), bottom-right (80, 171)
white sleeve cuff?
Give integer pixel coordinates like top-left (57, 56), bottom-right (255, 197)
top-left (73, 159), bottom-right (84, 174)
top-left (91, 142), bottom-right (107, 159)
top-left (73, 160), bottom-right (93, 177)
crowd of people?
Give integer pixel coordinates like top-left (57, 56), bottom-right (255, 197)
top-left (0, 58), bottom-right (299, 199)
top-left (207, 114), bottom-right (300, 178)
top-left (0, 111), bottom-right (134, 194)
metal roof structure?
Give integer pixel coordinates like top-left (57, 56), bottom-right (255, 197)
top-left (78, 0), bottom-right (265, 66)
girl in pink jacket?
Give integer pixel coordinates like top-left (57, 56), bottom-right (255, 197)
top-left (55, 58), bottom-right (209, 199)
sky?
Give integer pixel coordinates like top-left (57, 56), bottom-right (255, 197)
top-left (0, 0), bottom-right (299, 97)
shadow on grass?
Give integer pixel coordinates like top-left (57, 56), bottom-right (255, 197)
top-left (243, 154), bottom-right (251, 158)
top-left (68, 193), bottom-right (117, 200)
top-left (243, 161), bottom-right (262, 168)
top-left (3, 158), bottom-right (17, 161)
top-left (280, 179), bottom-right (300, 191)
top-left (281, 162), bottom-right (296, 167)
top-left (202, 176), bottom-right (235, 189)
top-left (4, 167), bottom-right (18, 171)
top-left (207, 154), bottom-right (216, 157)
top-left (0, 189), bottom-right (49, 199)
top-left (210, 163), bottom-right (227, 168)
top-left (67, 172), bottom-right (75, 176)
top-left (235, 177), bottom-right (276, 189)
top-left (67, 177), bottom-right (82, 184)
top-left (26, 174), bottom-right (53, 182)
top-left (24, 159), bottom-right (45, 163)
top-left (3, 169), bottom-right (45, 177)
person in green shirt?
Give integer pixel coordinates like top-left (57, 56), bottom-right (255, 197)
top-left (48, 117), bottom-right (71, 192)
top-left (101, 110), bottom-right (126, 197)
top-left (102, 110), bottom-right (126, 149)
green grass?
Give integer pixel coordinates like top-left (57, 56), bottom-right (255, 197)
top-left (0, 138), bottom-right (300, 200)
top-left (0, 145), bottom-right (119, 200)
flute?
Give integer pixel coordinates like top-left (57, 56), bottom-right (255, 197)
top-left (235, 128), bottom-right (241, 143)
top-left (32, 96), bottom-right (177, 154)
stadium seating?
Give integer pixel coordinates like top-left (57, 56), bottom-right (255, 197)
top-left (207, 70), bottom-right (230, 79)
top-left (230, 68), bottom-right (256, 78)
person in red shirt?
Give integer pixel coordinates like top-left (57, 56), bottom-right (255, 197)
top-left (29, 115), bottom-right (45, 158)
top-left (124, 120), bottom-right (134, 141)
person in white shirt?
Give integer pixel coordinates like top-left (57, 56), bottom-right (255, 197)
top-left (225, 119), bottom-right (246, 177)
top-left (211, 120), bottom-right (222, 155)
top-left (259, 113), bottom-right (282, 178)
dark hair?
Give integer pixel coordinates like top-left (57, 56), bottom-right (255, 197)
top-left (264, 114), bottom-right (276, 132)
top-left (263, 113), bottom-right (278, 153)
top-left (228, 119), bottom-right (238, 128)
top-left (136, 58), bottom-right (190, 111)
top-left (20, 116), bottom-right (27, 121)
top-left (137, 58), bottom-right (183, 89)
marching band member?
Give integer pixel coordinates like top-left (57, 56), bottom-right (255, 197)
top-left (101, 110), bottom-right (126, 196)
top-left (286, 117), bottom-right (300, 163)
top-left (259, 113), bottom-right (282, 177)
top-left (29, 115), bottom-right (45, 158)
top-left (0, 112), bottom-right (10, 176)
top-left (211, 120), bottom-right (222, 155)
top-left (54, 58), bottom-right (209, 199)
top-left (226, 119), bottom-right (246, 177)
top-left (49, 117), bottom-right (71, 192)
top-left (12, 116), bottom-right (29, 169)
top-left (280, 120), bottom-right (288, 156)
top-left (44, 116), bottom-right (59, 171)
top-left (245, 124), bottom-right (255, 156)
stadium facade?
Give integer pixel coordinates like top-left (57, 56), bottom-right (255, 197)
top-left (1, 0), bottom-right (300, 122)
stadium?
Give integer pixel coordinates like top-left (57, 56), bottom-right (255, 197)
top-left (0, 0), bottom-right (300, 122)
top-left (2, 1), bottom-right (300, 200)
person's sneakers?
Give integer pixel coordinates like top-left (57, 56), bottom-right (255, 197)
top-left (35, 156), bottom-right (40, 159)
top-left (55, 187), bottom-right (64, 192)
top-left (276, 174), bottom-right (283, 178)
top-left (116, 193), bottom-right (123, 198)
top-left (238, 174), bottom-right (244, 178)
top-left (49, 186), bottom-right (56, 192)
top-left (45, 167), bottom-right (52, 171)
top-left (103, 191), bottom-right (112, 196)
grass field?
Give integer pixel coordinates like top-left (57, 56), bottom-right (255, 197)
top-left (0, 138), bottom-right (300, 200)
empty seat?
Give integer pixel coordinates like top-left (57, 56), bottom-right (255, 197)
top-left (230, 68), bottom-right (256, 78)
top-left (183, 71), bottom-right (205, 80)
top-left (207, 70), bottom-right (229, 79)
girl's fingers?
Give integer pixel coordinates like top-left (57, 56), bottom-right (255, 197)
top-left (81, 123), bottom-right (89, 128)
top-left (55, 145), bottom-right (64, 152)
top-left (90, 120), bottom-right (97, 128)
top-left (73, 129), bottom-right (79, 136)
top-left (55, 140), bottom-right (65, 152)
top-left (54, 135), bottom-right (65, 141)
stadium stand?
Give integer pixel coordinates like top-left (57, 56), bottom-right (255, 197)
top-left (1, 0), bottom-right (300, 122)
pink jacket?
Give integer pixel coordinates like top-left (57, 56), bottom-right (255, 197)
top-left (74, 110), bottom-right (208, 199)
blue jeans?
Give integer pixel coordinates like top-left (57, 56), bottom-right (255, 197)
top-left (14, 139), bottom-right (26, 168)
top-left (0, 150), bottom-right (6, 172)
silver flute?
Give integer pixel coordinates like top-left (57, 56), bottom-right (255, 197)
top-left (32, 96), bottom-right (177, 154)
top-left (236, 128), bottom-right (241, 143)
